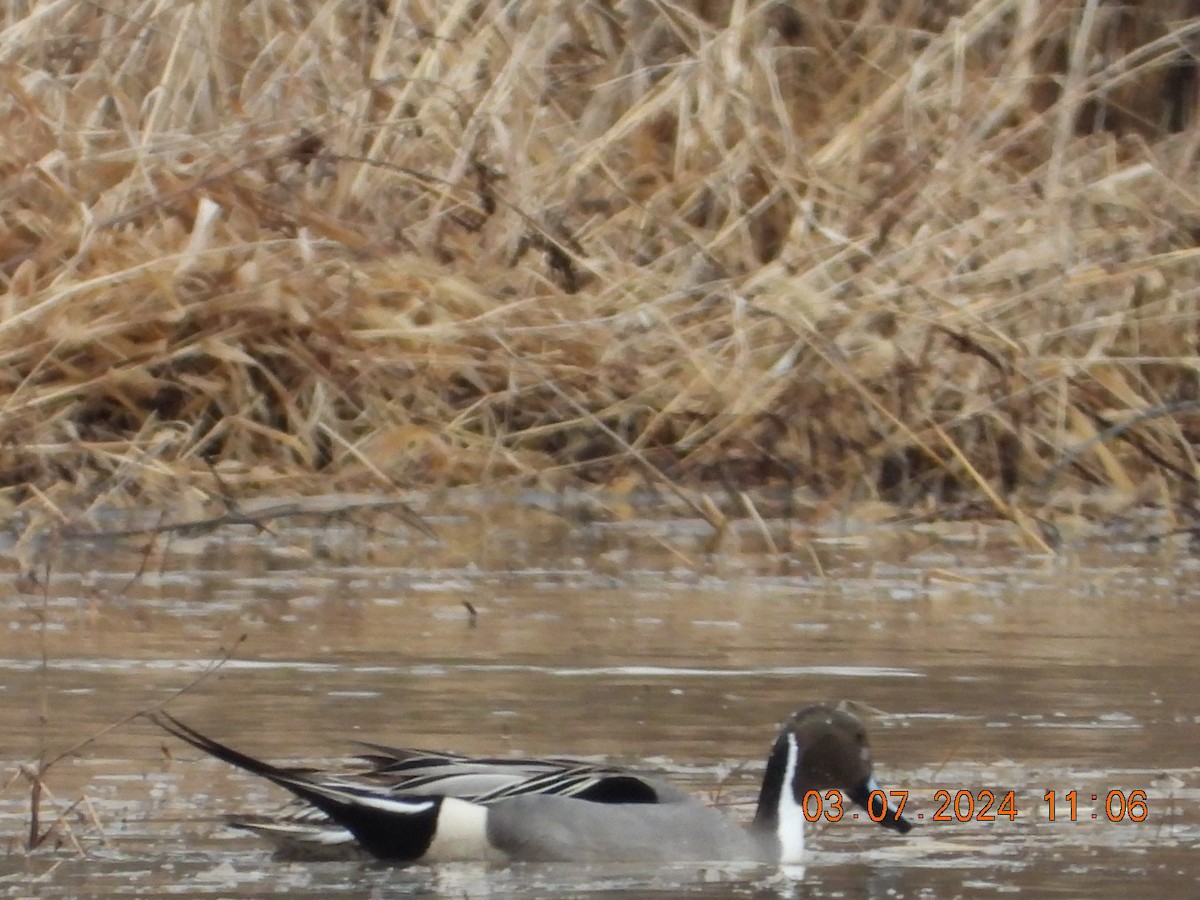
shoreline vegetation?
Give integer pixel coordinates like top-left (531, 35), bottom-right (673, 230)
top-left (3, 1), bottom-right (1200, 528)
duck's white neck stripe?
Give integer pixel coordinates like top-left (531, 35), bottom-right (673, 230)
top-left (775, 731), bottom-right (806, 864)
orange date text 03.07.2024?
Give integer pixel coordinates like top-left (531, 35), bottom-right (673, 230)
top-left (801, 789), bottom-right (1149, 823)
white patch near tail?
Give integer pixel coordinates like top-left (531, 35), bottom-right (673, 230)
top-left (342, 793), bottom-right (436, 816)
top-left (775, 732), bottom-right (806, 864)
top-left (423, 797), bottom-right (509, 862)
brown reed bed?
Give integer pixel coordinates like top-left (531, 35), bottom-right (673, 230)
top-left (2, 1), bottom-right (1200, 523)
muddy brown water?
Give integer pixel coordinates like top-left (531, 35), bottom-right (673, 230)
top-left (1, 499), bottom-right (1198, 897)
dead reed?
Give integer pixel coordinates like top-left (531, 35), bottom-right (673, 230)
top-left (2, 0), bottom-right (1200, 520)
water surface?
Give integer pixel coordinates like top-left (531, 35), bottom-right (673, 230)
top-left (2, 498), bottom-right (1197, 896)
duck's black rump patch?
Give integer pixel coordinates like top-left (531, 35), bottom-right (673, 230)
top-left (575, 775), bottom-right (660, 804)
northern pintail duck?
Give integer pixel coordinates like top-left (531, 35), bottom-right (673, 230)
top-left (149, 703), bottom-right (911, 865)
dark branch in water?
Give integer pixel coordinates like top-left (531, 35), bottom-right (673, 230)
top-left (59, 496), bottom-right (438, 542)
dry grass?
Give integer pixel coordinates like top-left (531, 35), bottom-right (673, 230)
top-left (3, 0), bottom-right (1200, 520)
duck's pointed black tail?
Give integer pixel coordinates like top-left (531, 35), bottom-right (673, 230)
top-left (148, 711), bottom-right (304, 785)
top-left (147, 711), bottom-right (443, 862)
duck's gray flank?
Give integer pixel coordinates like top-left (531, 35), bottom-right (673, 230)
top-left (149, 702), bottom-right (911, 864)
